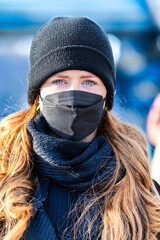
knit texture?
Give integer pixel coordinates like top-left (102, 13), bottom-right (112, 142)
top-left (43, 180), bottom-right (78, 240)
top-left (27, 114), bottom-right (117, 191)
top-left (24, 113), bottom-right (118, 240)
top-left (23, 177), bottom-right (102, 240)
top-left (27, 16), bottom-right (116, 110)
top-left (24, 115), bottom-right (160, 240)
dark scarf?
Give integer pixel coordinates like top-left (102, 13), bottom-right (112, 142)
top-left (27, 114), bottom-right (116, 191)
top-left (24, 114), bottom-right (117, 240)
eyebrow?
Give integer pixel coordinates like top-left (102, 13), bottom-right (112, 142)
top-left (53, 75), bottom-right (95, 78)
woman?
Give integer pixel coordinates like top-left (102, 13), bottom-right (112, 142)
top-left (0, 16), bottom-right (160, 240)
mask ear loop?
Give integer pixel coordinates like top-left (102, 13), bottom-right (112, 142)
top-left (103, 96), bottom-right (108, 111)
top-left (35, 94), bottom-right (42, 112)
top-left (39, 94), bottom-right (43, 101)
top-left (36, 104), bottom-right (40, 112)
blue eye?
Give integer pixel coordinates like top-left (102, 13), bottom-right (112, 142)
top-left (83, 80), bottom-right (96, 86)
top-left (52, 79), bottom-right (65, 85)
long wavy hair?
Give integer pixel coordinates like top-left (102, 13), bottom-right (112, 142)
top-left (0, 100), bottom-right (160, 240)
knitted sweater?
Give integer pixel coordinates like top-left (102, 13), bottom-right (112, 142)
top-left (43, 180), bottom-right (78, 240)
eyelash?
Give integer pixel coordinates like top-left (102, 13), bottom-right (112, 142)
top-left (51, 79), bottom-right (96, 86)
top-left (83, 80), bottom-right (96, 86)
top-left (52, 79), bottom-right (66, 85)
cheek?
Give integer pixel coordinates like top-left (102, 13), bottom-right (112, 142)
top-left (80, 85), bottom-right (107, 98)
top-left (40, 85), bottom-right (66, 98)
top-left (95, 86), bottom-right (107, 99)
top-left (102, 87), bottom-right (107, 98)
top-left (40, 87), bottom-right (50, 98)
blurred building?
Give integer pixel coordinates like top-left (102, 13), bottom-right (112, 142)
top-left (0, 0), bottom-right (160, 143)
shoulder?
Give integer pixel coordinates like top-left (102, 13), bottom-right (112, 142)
top-left (153, 179), bottom-right (160, 195)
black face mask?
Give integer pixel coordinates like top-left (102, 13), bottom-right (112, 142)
top-left (40, 90), bottom-right (106, 141)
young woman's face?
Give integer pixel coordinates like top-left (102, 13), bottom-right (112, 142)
top-left (39, 70), bottom-right (107, 142)
top-left (40, 70), bottom-right (107, 99)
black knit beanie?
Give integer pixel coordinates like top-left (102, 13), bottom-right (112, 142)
top-left (27, 16), bottom-right (116, 110)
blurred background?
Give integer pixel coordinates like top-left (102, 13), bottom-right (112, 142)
top-left (0, 0), bottom-right (160, 156)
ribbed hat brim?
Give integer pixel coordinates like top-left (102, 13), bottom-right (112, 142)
top-left (27, 46), bottom-right (116, 110)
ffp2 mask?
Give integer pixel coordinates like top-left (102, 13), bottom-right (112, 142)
top-left (40, 90), bottom-right (106, 141)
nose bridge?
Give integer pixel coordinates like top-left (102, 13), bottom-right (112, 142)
top-left (69, 77), bottom-right (80, 91)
